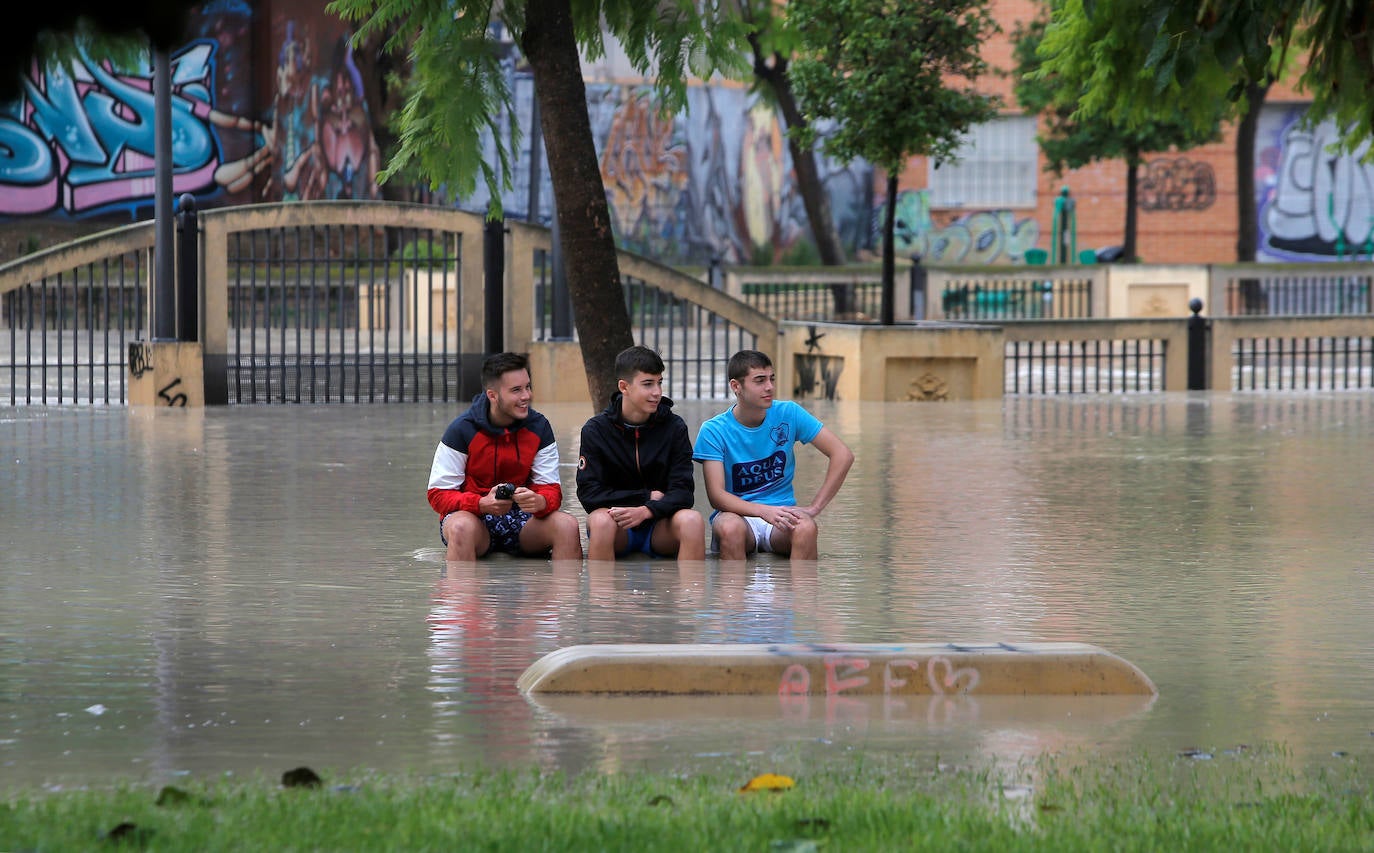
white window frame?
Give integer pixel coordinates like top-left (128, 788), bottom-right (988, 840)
top-left (926, 116), bottom-right (1038, 209)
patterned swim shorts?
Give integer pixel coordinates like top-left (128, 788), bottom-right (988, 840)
top-left (440, 507), bottom-right (534, 555)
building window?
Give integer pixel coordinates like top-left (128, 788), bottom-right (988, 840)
top-left (927, 116), bottom-right (1037, 209)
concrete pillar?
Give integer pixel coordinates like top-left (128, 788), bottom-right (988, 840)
top-left (128, 340), bottom-right (205, 407)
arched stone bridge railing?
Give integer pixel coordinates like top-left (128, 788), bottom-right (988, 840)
top-left (0, 201), bottom-right (778, 405)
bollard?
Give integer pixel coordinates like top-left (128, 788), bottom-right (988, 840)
top-left (1187, 297), bottom-right (1208, 390)
top-left (175, 194), bottom-right (198, 343)
top-left (484, 214), bottom-right (506, 353)
top-left (908, 254), bottom-right (926, 320)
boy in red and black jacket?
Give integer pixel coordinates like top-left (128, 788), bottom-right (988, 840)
top-left (428, 352), bottom-right (582, 561)
top-left (576, 346), bottom-right (705, 561)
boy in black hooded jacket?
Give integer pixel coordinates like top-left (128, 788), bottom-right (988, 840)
top-left (576, 346), bottom-right (706, 560)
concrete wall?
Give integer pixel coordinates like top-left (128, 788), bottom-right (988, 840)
top-left (1104, 264), bottom-right (1208, 319)
top-left (783, 321), bottom-right (1005, 403)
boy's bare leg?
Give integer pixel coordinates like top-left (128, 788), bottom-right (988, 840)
top-left (709, 512), bottom-right (755, 561)
top-left (442, 511), bottom-right (490, 562)
top-left (652, 508), bottom-right (706, 560)
top-left (762, 514), bottom-right (819, 559)
top-left (584, 508), bottom-right (628, 562)
top-left (519, 511), bottom-right (584, 560)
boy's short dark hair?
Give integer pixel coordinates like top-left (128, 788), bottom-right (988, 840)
top-left (615, 345), bottom-right (665, 380)
top-left (482, 352), bottom-right (530, 388)
top-left (727, 349), bottom-right (773, 382)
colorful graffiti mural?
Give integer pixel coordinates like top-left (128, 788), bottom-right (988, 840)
top-left (2, 5), bottom-right (864, 266)
top-left (264, 21), bottom-right (380, 202)
top-left (881, 189), bottom-right (1039, 264)
top-left (467, 78), bottom-right (873, 266)
top-left (1258, 109), bottom-right (1374, 261)
top-left (0, 3), bottom-right (380, 220)
top-left (0, 41), bottom-right (261, 216)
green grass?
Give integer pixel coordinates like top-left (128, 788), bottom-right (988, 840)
top-left (2, 749), bottom-right (1371, 851)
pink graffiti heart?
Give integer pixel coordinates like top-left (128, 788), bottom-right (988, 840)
top-left (926, 656), bottom-right (980, 695)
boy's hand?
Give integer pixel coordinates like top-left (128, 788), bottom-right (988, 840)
top-left (759, 504), bottom-right (807, 531)
top-left (610, 506), bottom-right (650, 528)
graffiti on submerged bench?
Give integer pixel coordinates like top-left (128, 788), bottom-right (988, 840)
top-left (777, 654), bottom-right (982, 697)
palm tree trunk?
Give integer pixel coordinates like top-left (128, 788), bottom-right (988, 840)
top-left (522, 0), bottom-right (633, 408)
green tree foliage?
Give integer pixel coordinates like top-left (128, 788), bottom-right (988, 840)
top-left (1015, 16), bottom-right (1222, 261)
top-left (1037, 0), bottom-right (1374, 144)
top-left (329, 0), bottom-right (746, 405)
top-left (788, 0), bottom-right (1000, 322)
top-left (1034, 0), bottom-right (1302, 260)
top-left (0, 1), bottom-right (200, 102)
top-left (1035, 0), bottom-right (1251, 137)
top-left (330, 0), bottom-right (744, 213)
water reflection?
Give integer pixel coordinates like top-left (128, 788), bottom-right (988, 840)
top-left (4, 393), bottom-right (1374, 788)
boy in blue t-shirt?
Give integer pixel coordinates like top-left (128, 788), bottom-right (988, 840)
top-left (692, 350), bottom-right (854, 559)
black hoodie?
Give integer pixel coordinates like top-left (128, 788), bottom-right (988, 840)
top-left (576, 392), bottom-right (695, 520)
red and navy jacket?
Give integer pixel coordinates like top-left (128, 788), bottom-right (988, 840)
top-left (427, 393), bottom-right (563, 518)
top-left (576, 392), bottom-right (695, 519)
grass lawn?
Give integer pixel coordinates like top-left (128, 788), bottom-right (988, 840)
top-left (2, 747), bottom-right (1370, 851)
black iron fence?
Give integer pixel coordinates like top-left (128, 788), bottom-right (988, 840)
top-left (1006, 338), bottom-right (1167, 394)
top-left (1223, 270), bottom-right (1374, 316)
top-left (10, 211), bottom-right (1374, 405)
top-left (740, 279), bottom-right (884, 321)
top-left (941, 275), bottom-right (1093, 320)
top-left (1231, 335), bottom-right (1374, 390)
top-left (534, 251), bottom-right (757, 401)
top-left (2, 242), bottom-right (150, 405)
top-left (224, 224), bottom-right (466, 404)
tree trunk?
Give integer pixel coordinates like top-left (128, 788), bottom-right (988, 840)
top-left (1235, 80), bottom-right (1270, 262)
top-left (522, 0), bottom-right (633, 409)
top-left (1123, 150), bottom-right (1139, 263)
top-left (881, 172), bottom-right (897, 325)
top-left (748, 35), bottom-right (852, 315)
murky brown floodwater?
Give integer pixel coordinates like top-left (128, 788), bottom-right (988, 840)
top-left (4, 392), bottom-right (1374, 789)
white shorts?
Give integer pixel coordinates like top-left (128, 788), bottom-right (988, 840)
top-left (711, 514), bottom-right (775, 555)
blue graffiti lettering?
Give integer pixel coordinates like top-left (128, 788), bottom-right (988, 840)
top-left (1, 41), bottom-right (225, 216)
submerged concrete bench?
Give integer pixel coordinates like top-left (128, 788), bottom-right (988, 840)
top-left (517, 642), bottom-right (1156, 696)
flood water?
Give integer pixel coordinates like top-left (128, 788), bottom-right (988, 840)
top-left (4, 392), bottom-right (1374, 789)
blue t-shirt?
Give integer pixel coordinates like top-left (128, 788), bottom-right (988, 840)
top-left (692, 400), bottom-right (824, 507)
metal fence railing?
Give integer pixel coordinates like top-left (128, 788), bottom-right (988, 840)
top-left (15, 218), bottom-right (1374, 405)
top-left (740, 280), bottom-right (884, 321)
top-left (224, 223), bottom-right (464, 404)
top-left (1005, 338), bottom-right (1167, 394)
top-left (1230, 335), bottom-right (1374, 390)
top-left (998, 319), bottom-right (1185, 395)
top-left (1217, 267), bottom-right (1374, 316)
top-left (941, 275), bottom-right (1093, 320)
top-left (533, 249), bottom-right (759, 401)
top-left (1, 228), bottom-right (152, 405)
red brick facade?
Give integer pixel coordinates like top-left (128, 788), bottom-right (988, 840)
top-left (891, 0), bottom-right (1311, 264)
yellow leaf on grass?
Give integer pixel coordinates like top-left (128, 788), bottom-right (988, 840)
top-left (739, 773), bottom-right (795, 793)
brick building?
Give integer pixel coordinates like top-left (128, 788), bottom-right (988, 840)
top-left (896, 0), bottom-right (1323, 265)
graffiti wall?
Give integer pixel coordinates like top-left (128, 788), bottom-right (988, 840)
top-left (261, 0), bottom-right (381, 202)
top-left (879, 189), bottom-right (1039, 264)
top-left (462, 76), bottom-right (874, 266)
top-left (0, 38), bottom-right (254, 217)
top-left (0, 0), bottom-right (380, 224)
top-left (1, 2), bottom-right (868, 267)
top-left (1257, 106), bottom-right (1374, 261)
